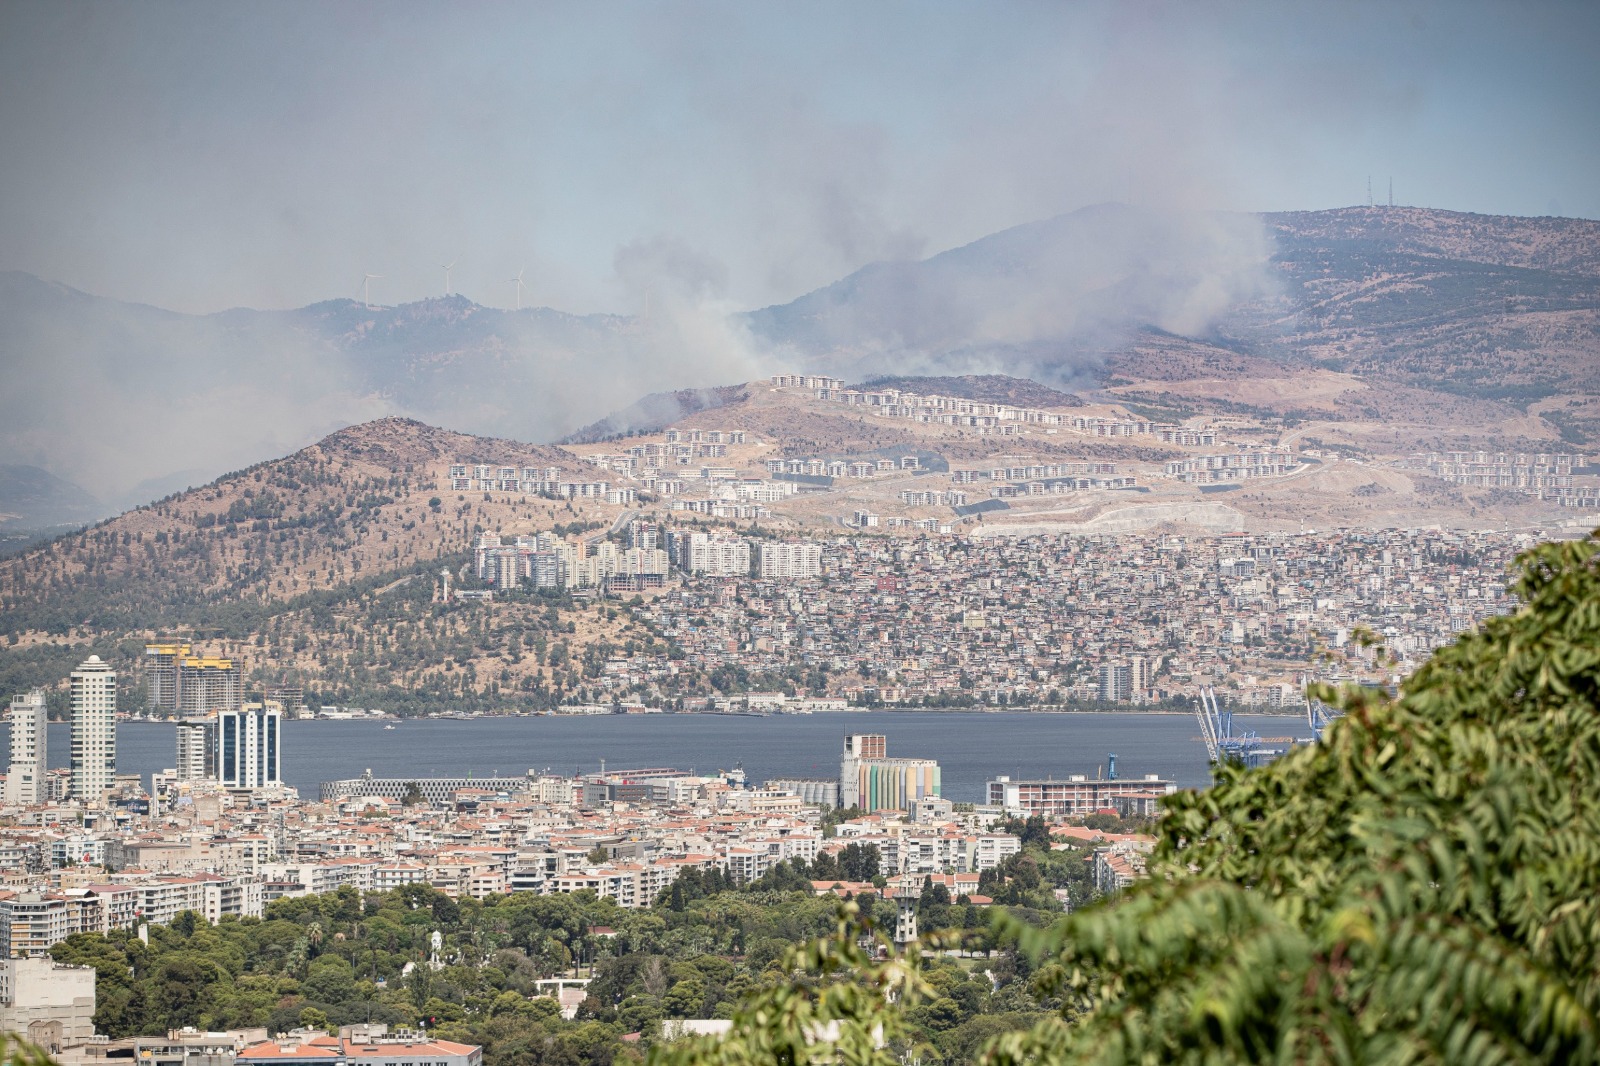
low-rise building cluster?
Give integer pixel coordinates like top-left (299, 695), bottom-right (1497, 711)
top-left (0, 753), bottom-right (1031, 960)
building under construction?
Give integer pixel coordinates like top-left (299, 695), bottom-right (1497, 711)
top-left (144, 642), bottom-right (243, 717)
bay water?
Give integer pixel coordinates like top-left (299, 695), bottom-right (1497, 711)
top-left (6, 711), bottom-right (1304, 802)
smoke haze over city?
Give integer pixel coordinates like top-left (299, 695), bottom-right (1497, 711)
top-left (3, 1), bottom-right (1596, 315)
top-left (0, 1), bottom-right (1597, 509)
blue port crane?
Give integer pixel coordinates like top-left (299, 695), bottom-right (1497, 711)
top-left (1193, 686), bottom-right (1289, 768)
top-left (1305, 694), bottom-right (1344, 742)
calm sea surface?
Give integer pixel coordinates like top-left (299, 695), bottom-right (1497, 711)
top-left (5, 712), bottom-right (1305, 802)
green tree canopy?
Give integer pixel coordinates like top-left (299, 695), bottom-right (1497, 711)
top-left (988, 532), bottom-right (1600, 1064)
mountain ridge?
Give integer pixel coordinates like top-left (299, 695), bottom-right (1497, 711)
top-left (4, 203), bottom-right (1597, 516)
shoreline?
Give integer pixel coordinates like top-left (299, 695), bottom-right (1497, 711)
top-left (112, 707), bottom-right (1310, 723)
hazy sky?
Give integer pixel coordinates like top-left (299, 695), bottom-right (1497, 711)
top-left (2, 0), bottom-right (1597, 315)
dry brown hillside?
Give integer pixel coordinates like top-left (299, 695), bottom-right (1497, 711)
top-left (0, 418), bottom-right (660, 713)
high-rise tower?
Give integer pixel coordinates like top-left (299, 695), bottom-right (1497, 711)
top-left (5, 689), bottom-right (47, 805)
top-left (70, 656), bottom-right (117, 802)
top-left (145, 643), bottom-right (242, 717)
top-left (216, 702), bottom-right (282, 790)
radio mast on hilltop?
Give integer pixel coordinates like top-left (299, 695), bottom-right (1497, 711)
top-left (1388, 177), bottom-right (1394, 207)
top-left (1367, 176), bottom-right (1373, 208)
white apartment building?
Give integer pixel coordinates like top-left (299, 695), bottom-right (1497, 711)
top-left (757, 541), bottom-right (823, 580)
top-left (679, 532), bottom-right (751, 576)
top-left (0, 894), bottom-right (75, 958)
top-left (174, 720), bottom-right (213, 781)
top-left (261, 859), bottom-right (378, 897)
top-left (5, 689), bottom-right (47, 805)
top-left (971, 833), bottom-right (1023, 871)
top-left (70, 656), bottom-right (116, 802)
top-left (199, 877), bottom-right (267, 925)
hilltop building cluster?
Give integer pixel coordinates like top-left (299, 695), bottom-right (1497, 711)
top-left (444, 372), bottom-right (1456, 541)
top-left (446, 463), bottom-right (630, 504)
top-left (766, 455), bottom-right (923, 480)
top-left (1163, 448), bottom-right (1299, 484)
top-left (790, 377), bottom-right (1218, 445)
top-left (471, 521), bottom-right (824, 593)
top-left (1410, 451), bottom-right (1598, 508)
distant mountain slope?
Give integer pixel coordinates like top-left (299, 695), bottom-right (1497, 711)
top-left (0, 275), bottom-right (735, 513)
top-left (1230, 207), bottom-right (1600, 405)
top-left (845, 373), bottom-right (1084, 408)
top-left (745, 202), bottom-right (1275, 383)
top-left (0, 416), bottom-right (582, 636)
top-left (560, 384), bottom-right (751, 443)
top-left (1261, 206), bottom-right (1600, 276)
top-left (747, 203), bottom-right (1600, 434)
top-left (0, 464), bottom-right (101, 529)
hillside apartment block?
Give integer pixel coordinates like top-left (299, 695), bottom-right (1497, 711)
top-left (446, 464), bottom-right (632, 505)
top-left (0, 876), bottom-right (265, 957)
top-left (1411, 451), bottom-right (1599, 508)
top-left (473, 529), bottom-right (670, 592)
top-left (779, 375), bottom-right (1216, 445)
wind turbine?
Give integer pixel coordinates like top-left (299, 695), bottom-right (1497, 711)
top-left (510, 268), bottom-right (527, 311)
top-left (441, 256), bottom-right (460, 296)
top-left (362, 274), bottom-right (384, 309)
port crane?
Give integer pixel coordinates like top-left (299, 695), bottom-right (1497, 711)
top-left (1193, 686), bottom-right (1292, 768)
top-left (1305, 693), bottom-right (1344, 742)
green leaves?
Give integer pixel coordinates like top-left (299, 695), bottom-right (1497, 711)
top-left (979, 531), bottom-right (1600, 1064)
top-left (0, 1032), bottom-right (58, 1066)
